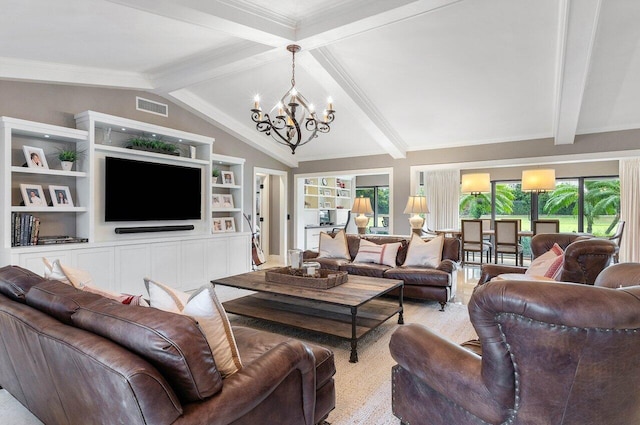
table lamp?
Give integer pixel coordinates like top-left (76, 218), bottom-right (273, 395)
top-left (351, 196), bottom-right (373, 235)
top-left (404, 195), bottom-right (429, 235)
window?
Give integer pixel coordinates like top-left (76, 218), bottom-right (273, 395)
top-left (356, 186), bottom-right (389, 233)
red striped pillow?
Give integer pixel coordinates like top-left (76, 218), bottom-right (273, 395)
top-left (526, 243), bottom-right (564, 279)
top-left (353, 239), bottom-right (401, 267)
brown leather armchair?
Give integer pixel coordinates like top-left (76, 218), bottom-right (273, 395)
top-left (478, 233), bottom-right (617, 285)
top-left (390, 277), bottom-right (640, 425)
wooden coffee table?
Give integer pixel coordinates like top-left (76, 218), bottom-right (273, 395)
top-left (213, 271), bottom-right (404, 363)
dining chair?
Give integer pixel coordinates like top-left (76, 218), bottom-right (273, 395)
top-left (494, 219), bottom-right (524, 266)
top-left (461, 219), bottom-right (492, 266)
top-left (607, 220), bottom-right (625, 263)
top-left (532, 219), bottom-right (560, 235)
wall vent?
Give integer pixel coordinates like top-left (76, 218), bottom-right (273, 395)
top-left (136, 97), bottom-right (168, 117)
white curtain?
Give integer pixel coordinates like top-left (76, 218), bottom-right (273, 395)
top-left (422, 169), bottom-right (460, 231)
top-left (619, 158), bottom-right (640, 262)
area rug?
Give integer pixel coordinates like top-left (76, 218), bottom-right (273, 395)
top-left (229, 299), bottom-right (477, 425)
top-left (0, 299), bottom-right (476, 425)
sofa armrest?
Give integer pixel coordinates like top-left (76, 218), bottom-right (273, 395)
top-left (303, 250), bottom-right (319, 260)
top-left (436, 259), bottom-right (457, 274)
top-left (176, 340), bottom-right (316, 425)
top-left (477, 264), bottom-right (527, 285)
top-left (390, 324), bottom-right (504, 423)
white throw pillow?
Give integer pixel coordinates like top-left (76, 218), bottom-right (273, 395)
top-left (402, 234), bottom-right (443, 268)
top-left (317, 229), bottom-right (350, 259)
top-left (353, 239), bottom-right (401, 267)
top-left (526, 243), bottom-right (564, 279)
top-left (43, 257), bottom-right (93, 288)
top-left (144, 277), bottom-right (191, 313)
top-left (145, 278), bottom-right (242, 377)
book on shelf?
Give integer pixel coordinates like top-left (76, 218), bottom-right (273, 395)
top-left (11, 212), bottom-right (40, 247)
top-left (36, 236), bottom-right (89, 245)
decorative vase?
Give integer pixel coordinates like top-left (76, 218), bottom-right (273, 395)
top-left (212, 176), bottom-right (218, 184)
top-left (61, 161), bottom-right (73, 171)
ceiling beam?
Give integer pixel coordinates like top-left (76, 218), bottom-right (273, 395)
top-left (553, 0), bottom-right (602, 145)
top-left (0, 57), bottom-right (152, 89)
top-left (300, 48), bottom-right (407, 159)
top-left (105, 0), bottom-right (295, 46)
top-left (167, 89), bottom-right (299, 168)
top-left (297, 0), bottom-right (463, 49)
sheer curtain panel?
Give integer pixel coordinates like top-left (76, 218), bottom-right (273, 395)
top-left (619, 158), bottom-right (640, 262)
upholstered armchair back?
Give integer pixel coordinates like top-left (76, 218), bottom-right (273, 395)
top-left (468, 280), bottom-right (640, 424)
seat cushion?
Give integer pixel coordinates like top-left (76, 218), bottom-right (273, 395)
top-left (385, 267), bottom-right (451, 287)
top-left (232, 326), bottom-right (335, 390)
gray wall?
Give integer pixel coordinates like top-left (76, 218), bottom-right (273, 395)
top-left (293, 132), bottom-right (639, 235)
top-left (0, 80), bottom-right (289, 227)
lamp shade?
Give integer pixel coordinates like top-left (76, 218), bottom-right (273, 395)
top-left (351, 196), bottom-right (373, 214)
top-left (403, 196), bottom-right (429, 214)
top-left (522, 169), bottom-right (556, 192)
top-left (461, 173), bottom-right (491, 194)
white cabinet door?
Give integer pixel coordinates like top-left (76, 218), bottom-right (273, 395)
top-left (14, 250), bottom-right (72, 276)
top-left (207, 238), bottom-right (229, 279)
top-left (115, 245), bottom-right (150, 295)
top-left (228, 235), bottom-right (251, 276)
top-left (181, 239), bottom-right (209, 291)
top-left (305, 228), bottom-right (322, 250)
top-left (149, 243), bottom-right (180, 287)
top-left (72, 247), bottom-right (116, 291)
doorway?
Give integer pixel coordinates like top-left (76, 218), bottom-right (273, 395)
top-left (253, 167), bottom-right (288, 265)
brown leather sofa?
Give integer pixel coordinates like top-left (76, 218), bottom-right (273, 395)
top-left (305, 234), bottom-right (460, 310)
top-left (477, 233), bottom-right (618, 285)
top-left (0, 265), bottom-right (335, 425)
top-left (389, 271), bottom-right (640, 424)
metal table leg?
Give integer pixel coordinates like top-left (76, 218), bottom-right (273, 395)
top-left (349, 306), bottom-right (358, 363)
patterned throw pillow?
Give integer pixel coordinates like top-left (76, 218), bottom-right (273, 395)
top-left (145, 278), bottom-right (242, 377)
top-left (526, 243), bottom-right (564, 279)
top-left (353, 239), bottom-right (401, 267)
top-left (317, 229), bottom-right (350, 259)
top-left (82, 284), bottom-right (149, 307)
top-left (402, 234), bottom-right (444, 268)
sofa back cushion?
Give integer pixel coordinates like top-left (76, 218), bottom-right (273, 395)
top-left (72, 297), bottom-right (223, 403)
top-left (26, 280), bottom-right (104, 324)
top-left (0, 265), bottom-right (46, 302)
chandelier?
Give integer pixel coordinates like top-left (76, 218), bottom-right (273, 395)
top-left (250, 44), bottom-right (335, 155)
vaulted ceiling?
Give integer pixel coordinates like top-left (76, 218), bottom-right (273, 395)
top-left (1, 0), bottom-right (639, 167)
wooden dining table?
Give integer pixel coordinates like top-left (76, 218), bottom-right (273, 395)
top-left (434, 228), bottom-right (534, 238)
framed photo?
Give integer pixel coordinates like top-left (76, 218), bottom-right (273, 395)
top-left (212, 218), bottom-right (225, 233)
top-left (49, 185), bottom-right (74, 207)
top-left (212, 194), bottom-right (222, 208)
top-left (221, 194), bottom-right (234, 208)
top-left (324, 189), bottom-right (331, 196)
top-left (324, 202), bottom-right (331, 208)
top-left (221, 170), bottom-right (235, 185)
top-left (223, 217), bottom-right (236, 232)
top-left (23, 146), bottom-right (49, 169)
top-left (20, 184), bottom-right (47, 207)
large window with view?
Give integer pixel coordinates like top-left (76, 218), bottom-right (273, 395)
top-left (355, 186), bottom-right (389, 234)
top-left (459, 176), bottom-right (620, 235)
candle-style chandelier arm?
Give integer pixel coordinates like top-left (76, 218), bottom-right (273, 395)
top-left (249, 44), bottom-right (336, 155)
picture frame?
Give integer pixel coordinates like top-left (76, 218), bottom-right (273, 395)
top-left (20, 184), bottom-right (47, 207)
top-left (223, 217), bottom-right (236, 232)
top-left (212, 194), bottom-right (222, 208)
top-left (212, 217), bottom-right (225, 233)
top-left (22, 146), bottom-right (49, 169)
top-left (324, 202), bottom-right (331, 208)
top-left (49, 185), bottom-right (74, 207)
top-left (221, 194), bottom-right (234, 208)
top-left (324, 189), bottom-right (331, 196)
top-left (221, 170), bottom-right (235, 185)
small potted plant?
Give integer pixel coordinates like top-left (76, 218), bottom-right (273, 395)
top-left (58, 149), bottom-right (82, 171)
top-left (212, 168), bottom-right (220, 184)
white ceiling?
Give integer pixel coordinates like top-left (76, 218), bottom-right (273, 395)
top-left (1, 0), bottom-right (639, 167)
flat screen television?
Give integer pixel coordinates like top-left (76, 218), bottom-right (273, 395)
top-left (105, 156), bottom-right (202, 222)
